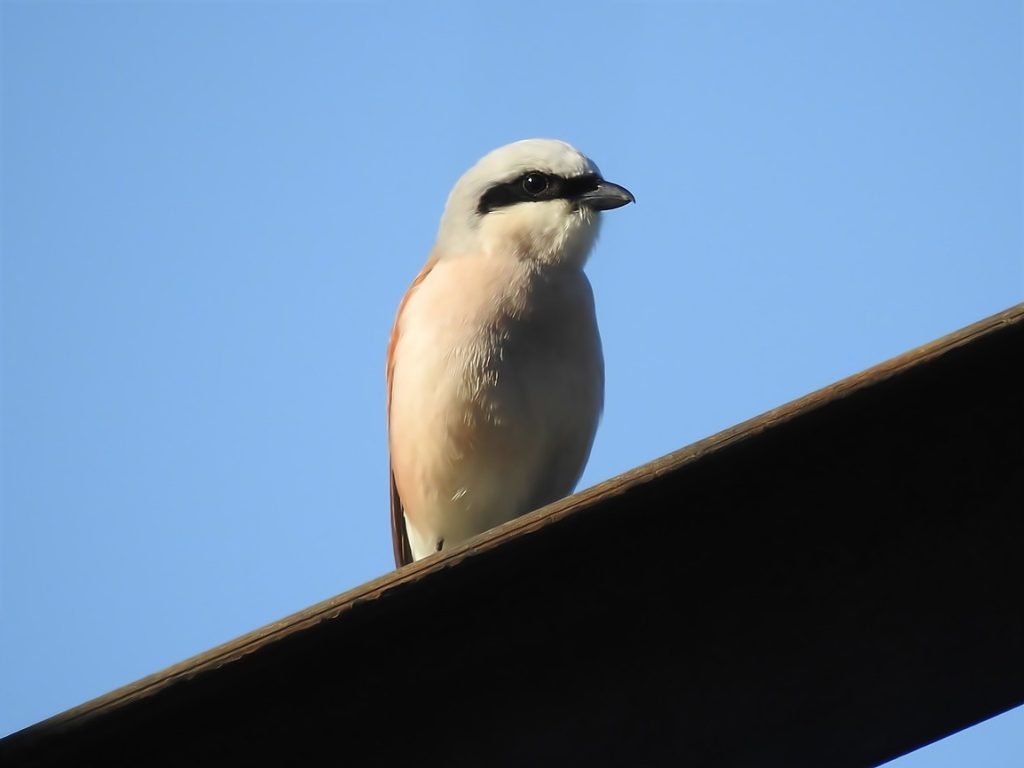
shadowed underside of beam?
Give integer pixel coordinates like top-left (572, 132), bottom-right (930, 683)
top-left (3, 304), bottom-right (1023, 767)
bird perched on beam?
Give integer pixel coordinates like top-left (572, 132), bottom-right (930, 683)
top-left (386, 139), bottom-right (634, 566)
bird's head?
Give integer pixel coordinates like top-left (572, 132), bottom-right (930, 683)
top-left (435, 139), bottom-right (634, 269)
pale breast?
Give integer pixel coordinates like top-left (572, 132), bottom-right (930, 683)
top-left (388, 256), bottom-right (603, 557)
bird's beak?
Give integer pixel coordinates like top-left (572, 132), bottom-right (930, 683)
top-left (577, 180), bottom-right (635, 211)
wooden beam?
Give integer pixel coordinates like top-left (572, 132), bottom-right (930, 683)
top-left (3, 303), bottom-right (1022, 767)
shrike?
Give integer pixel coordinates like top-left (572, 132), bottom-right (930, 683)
top-left (387, 139), bottom-right (634, 566)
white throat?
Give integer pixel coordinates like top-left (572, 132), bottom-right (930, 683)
top-left (443, 200), bottom-right (602, 270)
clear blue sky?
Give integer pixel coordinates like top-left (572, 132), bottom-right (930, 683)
top-left (2, 1), bottom-right (1021, 761)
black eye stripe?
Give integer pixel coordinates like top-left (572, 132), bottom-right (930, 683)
top-left (477, 172), bottom-right (601, 215)
top-left (561, 174), bottom-right (601, 198)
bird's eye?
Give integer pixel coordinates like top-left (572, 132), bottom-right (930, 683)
top-left (522, 173), bottom-right (549, 195)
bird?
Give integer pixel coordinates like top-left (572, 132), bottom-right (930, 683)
top-left (386, 138), bottom-right (634, 566)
